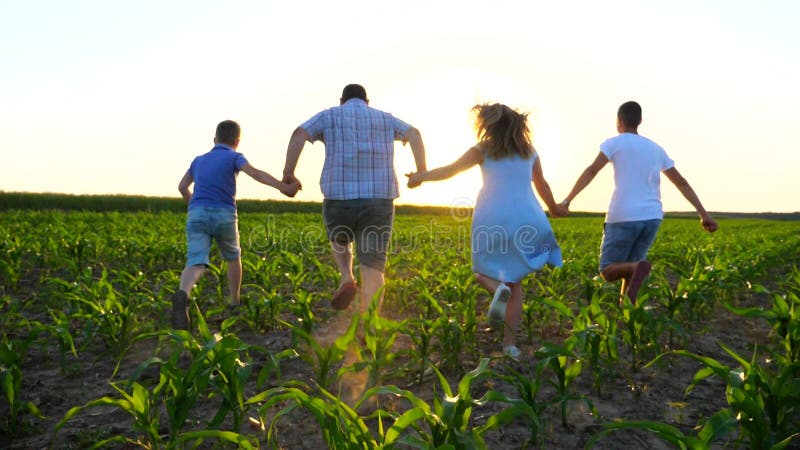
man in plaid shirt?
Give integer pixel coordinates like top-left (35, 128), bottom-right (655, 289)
top-left (282, 84), bottom-right (427, 326)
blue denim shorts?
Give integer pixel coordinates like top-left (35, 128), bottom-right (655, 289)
top-left (599, 219), bottom-right (661, 270)
top-left (185, 207), bottom-right (240, 267)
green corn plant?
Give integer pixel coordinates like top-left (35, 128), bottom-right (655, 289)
top-left (57, 381), bottom-right (161, 448)
top-left (287, 313), bottom-right (357, 389)
top-left (239, 283), bottom-right (285, 332)
top-left (585, 414), bottom-right (737, 450)
top-left (619, 294), bottom-right (663, 370)
top-left (648, 344), bottom-right (800, 449)
top-left (56, 378), bottom-right (257, 449)
top-left (368, 358), bottom-right (526, 449)
top-left (280, 250), bottom-right (310, 288)
top-left (287, 289), bottom-right (317, 336)
top-left (416, 283), bottom-right (467, 376)
top-left (534, 342), bottom-right (596, 428)
top-left (403, 315), bottom-right (436, 385)
top-left (24, 313), bottom-right (78, 375)
top-left (0, 234), bottom-right (24, 292)
top-left (256, 347), bottom-right (299, 388)
top-left (725, 274), bottom-right (800, 364)
top-left (67, 267), bottom-right (139, 356)
top-left (0, 332), bottom-right (45, 433)
top-left (569, 312), bottom-right (610, 395)
top-left (349, 289), bottom-right (405, 388)
top-left (249, 380), bottom-right (377, 449)
top-left (495, 365), bottom-right (548, 447)
top-left (648, 270), bottom-right (690, 348)
top-left (434, 314), bottom-right (466, 376)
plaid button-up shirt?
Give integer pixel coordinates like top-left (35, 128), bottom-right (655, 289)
top-left (300, 99), bottom-right (412, 200)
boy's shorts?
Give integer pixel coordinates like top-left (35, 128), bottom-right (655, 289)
top-left (599, 219), bottom-right (661, 270)
top-left (185, 207), bottom-right (240, 267)
top-left (322, 199), bottom-right (394, 271)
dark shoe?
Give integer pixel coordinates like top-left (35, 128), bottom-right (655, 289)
top-left (170, 290), bottom-right (190, 330)
top-left (331, 282), bottom-right (358, 310)
top-left (227, 303), bottom-right (242, 318)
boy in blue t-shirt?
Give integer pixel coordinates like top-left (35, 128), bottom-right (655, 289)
top-left (171, 120), bottom-right (300, 330)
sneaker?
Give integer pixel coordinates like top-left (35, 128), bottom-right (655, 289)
top-left (170, 290), bottom-right (190, 330)
top-left (503, 345), bottom-right (522, 360)
top-left (487, 283), bottom-right (511, 326)
top-left (331, 281), bottom-right (358, 310)
top-left (503, 345), bottom-right (521, 360)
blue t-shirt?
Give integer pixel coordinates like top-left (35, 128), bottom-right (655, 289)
top-left (187, 144), bottom-right (248, 211)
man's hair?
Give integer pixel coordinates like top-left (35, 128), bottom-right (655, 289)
top-left (215, 120), bottom-right (241, 145)
top-left (617, 101), bottom-right (642, 128)
top-left (341, 84), bottom-right (368, 103)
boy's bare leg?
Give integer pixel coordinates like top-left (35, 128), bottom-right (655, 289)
top-left (601, 261), bottom-right (650, 303)
top-left (226, 258), bottom-right (242, 305)
top-left (179, 264), bottom-right (206, 294)
top-left (173, 264), bottom-right (206, 329)
top-left (626, 260), bottom-right (651, 303)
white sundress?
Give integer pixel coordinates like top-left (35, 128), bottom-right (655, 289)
top-left (471, 152), bottom-right (563, 282)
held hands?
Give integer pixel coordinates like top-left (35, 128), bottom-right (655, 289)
top-left (405, 172), bottom-right (425, 188)
top-left (550, 202), bottom-right (569, 218)
top-left (280, 174), bottom-right (303, 198)
top-left (549, 200), bottom-right (571, 218)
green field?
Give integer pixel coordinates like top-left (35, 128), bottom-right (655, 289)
top-left (2, 195), bottom-right (800, 449)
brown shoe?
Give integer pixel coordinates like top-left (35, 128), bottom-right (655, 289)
top-left (331, 282), bottom-right (358, 310)
top-left (170, 290), bottom-right (190, 330)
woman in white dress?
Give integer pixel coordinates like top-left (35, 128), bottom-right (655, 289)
top-left (407, 103), bottom-right (565, 358)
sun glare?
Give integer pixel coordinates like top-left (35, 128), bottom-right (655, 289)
top-left (382, 68), bottom-right (568, 208)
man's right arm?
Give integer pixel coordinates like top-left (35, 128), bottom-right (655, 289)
top-left (403, 127), bottom-right (427, 172)
top-left (283, 127), bottom-right (310, 185)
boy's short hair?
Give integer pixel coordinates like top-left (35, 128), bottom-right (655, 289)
top-left (215, 120), bottom-right (241, 146)
top-left (341, 84), bottom-right (368, 103)
top-left (617, 101), bottom-right (642, 128)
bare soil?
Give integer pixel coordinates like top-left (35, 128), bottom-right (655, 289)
top-left (2, 286), bottom-right (775, 450)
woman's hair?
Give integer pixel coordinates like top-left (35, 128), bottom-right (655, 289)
top-left (472, 103), bottom-right (533, 159)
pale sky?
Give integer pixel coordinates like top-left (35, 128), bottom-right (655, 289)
top-left (2, 1), bottom-right (798, 213)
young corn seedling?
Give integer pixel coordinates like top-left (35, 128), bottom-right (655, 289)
top-left (534, 342), bottom-right (596, 428)
top-left (725, 272), bottom-right (800, 364)
top-left (648, 343), bottom-right (800, 449)
top-left (350, 292), bottom-right (405, 388)
top-left (249, 380), bottom-right (377, 449)
top-left (287, 313), bottom-right (357, 389)
top-left (0, 332), bottom-right (45, 434)
top-left (369, 358), bottom-right (525, 449)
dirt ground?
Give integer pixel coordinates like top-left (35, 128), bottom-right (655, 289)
top-left (2, 288), bottom-right (774, 450)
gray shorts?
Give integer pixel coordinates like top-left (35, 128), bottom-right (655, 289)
top-left (599, 219), bottom-right (661, 270)
top-left (185, 207), bottom-right (240, 266)
top-left (322, 199), bottom-right (394, 271)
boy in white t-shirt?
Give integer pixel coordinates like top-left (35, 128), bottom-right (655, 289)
top-left (560, 101), bottom-right (718, 302)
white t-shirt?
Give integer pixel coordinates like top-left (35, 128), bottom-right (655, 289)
top-left (600, 133), bottom-right (675, 223)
